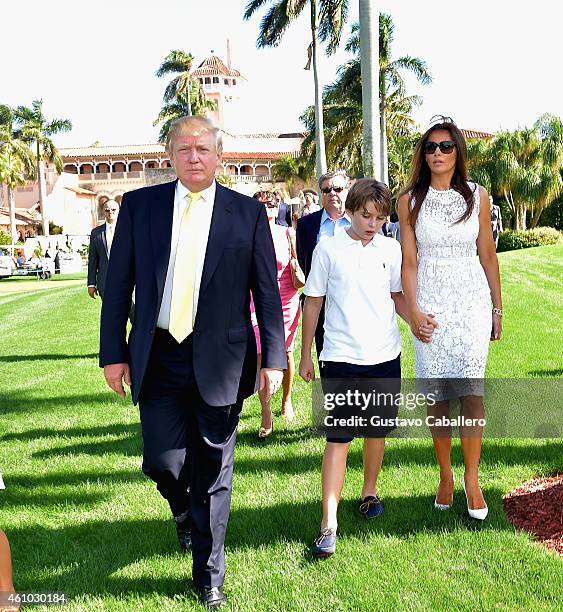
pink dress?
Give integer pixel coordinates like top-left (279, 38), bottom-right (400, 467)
top-left (251, 224), bottom-right (301, 352)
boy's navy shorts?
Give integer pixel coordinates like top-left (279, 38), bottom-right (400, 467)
top-left (319, 355), bottom-right (401, 443)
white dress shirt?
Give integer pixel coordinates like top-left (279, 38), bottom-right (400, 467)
top-left (304, 231), bottom-right (402, 365)
top-left (105, 223), bottom-right (115, 253)
top-left (157, 180), bottom-right (216, 330)
top-left (317, 209), bottom-right (351, 244)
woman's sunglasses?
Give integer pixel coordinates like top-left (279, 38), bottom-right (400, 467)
top-left (423, 140), bottom-right (456, 154)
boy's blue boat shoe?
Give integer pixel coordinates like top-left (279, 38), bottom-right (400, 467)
top-left (359, 495), bottom-right (384, 519)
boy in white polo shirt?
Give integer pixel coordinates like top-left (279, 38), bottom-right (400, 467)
top-left (299, 178), bottom-right (435, 558)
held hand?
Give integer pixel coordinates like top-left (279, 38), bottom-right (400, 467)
top-left (299, 354), bottom-right (315, 382)
top-left (491, 313), bottom-right (502, 341)
top-left (88, 286), bottom-right (98, 299)
top-left (259, 368), bottom-right (283, 402)
top-left (104, 363), bottom-right (131, 398)
top-left (410, 310), bottom-right (438, 343)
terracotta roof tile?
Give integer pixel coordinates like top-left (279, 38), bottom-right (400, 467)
top-left (192, 55), bottom-right (242, 78)
top-left (222, 151), bottom-right (299, 160)
top-left (461, 129), bottom-right (493, 139)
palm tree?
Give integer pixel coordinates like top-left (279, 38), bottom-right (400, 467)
top-left (156, 50), bottom-right (196, 115)
top-left (14, 100), bottom-right (72, 236)
top-left (299, 15), bottom-right (426, 182)
top-left (272, 154), bottom-right (302, 194)
top-left (0, 105), bottom-right (36, 242)
top-left (299, 72), bottom-right (420, 179)
top-left (153, 88), bottom-right (215, 144)
top-left (467, 116), bottom-right (563, 230)
top-left (358, 0), bottom-right (379, 178)
top-left (347, 14), bottom-right (431, 180)
top-left (244, 0), bottom-right (349, 177)
top-left (529, 114), bottom-right (563, 227)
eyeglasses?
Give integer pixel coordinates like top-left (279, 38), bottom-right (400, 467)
top-left (423, 140), bottom-right (456, 154)
top-left (104, 209), bottom-right (118, 213)
top-left (321, 186), bottom-right (345, 194)
top-left (263, 201), bottom-right (278, 208)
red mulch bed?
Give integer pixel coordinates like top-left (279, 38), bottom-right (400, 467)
top-left (503, 474), bottom-right (563, 555)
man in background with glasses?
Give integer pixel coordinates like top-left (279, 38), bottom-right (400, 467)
top-left (87, 199), bottom-right (120, 300)
top-left (296, 170), bottom-right (351, 357)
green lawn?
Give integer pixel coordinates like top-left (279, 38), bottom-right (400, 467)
top-left (0, 248), bottom-right (561, 611)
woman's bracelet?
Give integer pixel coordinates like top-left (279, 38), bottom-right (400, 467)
top-left (492, 307), bottom-right (503, 317)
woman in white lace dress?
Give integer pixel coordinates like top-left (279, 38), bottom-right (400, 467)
top-left (398, 119), bottom-right (502, 520)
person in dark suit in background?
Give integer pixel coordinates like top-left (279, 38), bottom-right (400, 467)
top-left (273, 191), bottom-right (292, 227)
top-left (296, 170), bottom-right (350, 357)
top-left (99, 116), bottom-right (286, 609)
top-left (87, 199), bottom-right (119, 299)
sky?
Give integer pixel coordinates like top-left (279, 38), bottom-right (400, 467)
top-left (1, 0), bottom-right (561, 148)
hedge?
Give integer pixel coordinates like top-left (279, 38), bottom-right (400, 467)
top-left (497, 227), bottom-right (562, 252)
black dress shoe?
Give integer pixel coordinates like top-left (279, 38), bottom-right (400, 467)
top-left (174, 516), bottom-right (192, 553)
top-left (199, 586), bottom-right (227, 609)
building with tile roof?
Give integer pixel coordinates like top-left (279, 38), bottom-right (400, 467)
top-left (4, 50), bottom-right (494, 236)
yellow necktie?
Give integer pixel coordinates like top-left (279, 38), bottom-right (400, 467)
top-left (169, 192), bottom-right (202, 343)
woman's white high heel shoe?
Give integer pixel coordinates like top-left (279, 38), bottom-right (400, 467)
top-left (461, 474), bottom-right (488, 520)
top-left (434, 472), bottom-right (455, 510)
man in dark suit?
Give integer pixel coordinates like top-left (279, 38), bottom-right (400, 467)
top-left (87, 199), bottom-right (119, 299)
top-left (296, 170), bottom-right (350, 356)
top-left (99, 116), bottom-right (286, 608)
top-left (273, 191), bottom-right (292, 227)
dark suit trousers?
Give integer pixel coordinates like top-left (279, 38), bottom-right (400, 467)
top-left (139, 329), bottom-right (241, 587)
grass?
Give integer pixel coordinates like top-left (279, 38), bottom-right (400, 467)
top-left (0, 247), bottom-right (562, 611)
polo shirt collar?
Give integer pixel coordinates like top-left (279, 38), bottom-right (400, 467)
top-left (339, 228), bottom-right (381, 248)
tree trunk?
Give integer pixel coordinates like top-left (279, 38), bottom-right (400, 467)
top-left (504, 191), bottom-right (516, 229)
top-left (359, 0), bottom-right (381, 179)
top-left (379, 95), bottom-right (388, 184)
top-left (311, 0), bottom-right (327, 177)
top-left (529, 205), bottom-right (544, 229)
top-left (37, 144), bottom-right (49, 236)
top-left (518, 204), bottom-right (527, 230)
top-left (8, 186), bottom-right (17, 243)
top-left (187, 79), bottom-right (192, 116)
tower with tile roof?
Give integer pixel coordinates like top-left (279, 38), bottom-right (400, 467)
top-left (192, 52), bottom-right (244, 133)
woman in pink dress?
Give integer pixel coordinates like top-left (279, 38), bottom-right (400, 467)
top-left (251, 191), bottom-right (301, 437)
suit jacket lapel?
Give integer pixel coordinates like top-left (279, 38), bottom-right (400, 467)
top-left (309, 209), bottom-right (322, 251)
top-left (150, 180), bottom-right (177, 305)
top-left (199, 183), bottom-right (233, 296)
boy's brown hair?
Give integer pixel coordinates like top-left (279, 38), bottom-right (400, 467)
top-left (345, 178), bottom-right (391, 216)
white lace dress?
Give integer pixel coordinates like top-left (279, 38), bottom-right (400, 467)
top-left (414, 184), bottom-right (491, 386)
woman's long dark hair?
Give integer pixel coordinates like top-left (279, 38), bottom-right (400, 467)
top-left (400, 119), bottom-right (476, 227)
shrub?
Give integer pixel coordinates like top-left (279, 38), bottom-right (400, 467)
top-left (0, 231), bottom-right (11, 246)
top-left (497, 227), bottom-right (562, 252)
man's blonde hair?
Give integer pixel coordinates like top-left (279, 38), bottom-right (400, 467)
top-left (166, 116), bottom-right (223, 153)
